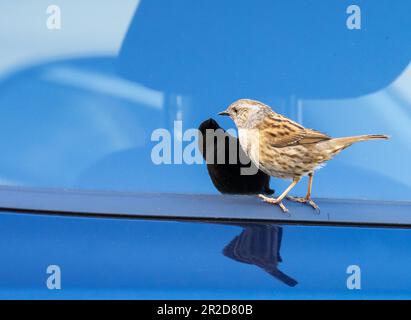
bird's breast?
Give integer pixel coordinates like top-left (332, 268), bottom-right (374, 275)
top-left (238, 128), bottom-right (261, 167)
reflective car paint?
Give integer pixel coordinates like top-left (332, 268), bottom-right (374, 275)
top-left (0, 211), bottom-right (410, 299)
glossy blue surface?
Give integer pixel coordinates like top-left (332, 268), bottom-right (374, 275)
top-left (1, 211), bottom-right (411, 299)
top-left (0, 1), bottom-right (410, 200)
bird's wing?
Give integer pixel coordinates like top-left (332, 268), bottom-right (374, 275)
top-left (261, 113), bottom-right (331, 148)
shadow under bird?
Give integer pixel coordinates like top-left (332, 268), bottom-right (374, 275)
top-left (219, 99), bottom-right (389, 213)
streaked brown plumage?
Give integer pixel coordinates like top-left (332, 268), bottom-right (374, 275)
top-left (219, 99), bottom-right (389, 213)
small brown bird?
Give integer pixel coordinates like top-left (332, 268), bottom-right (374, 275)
top-left (219, 99), bottom-right (389, 213)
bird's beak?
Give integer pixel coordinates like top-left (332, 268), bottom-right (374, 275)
top-left (218, 110), bottom-right (230, 116)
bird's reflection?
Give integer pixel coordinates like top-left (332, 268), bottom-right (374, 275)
top-left (198, 118), bottom-right (295, 286)
top-left (222, 223), bottom-right (297, 287)
top-left (198, 118), bottom-right (273, 195)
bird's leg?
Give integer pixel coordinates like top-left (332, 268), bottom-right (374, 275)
top-left (286, 173), bottom-right (320, 212)
top-left (259, 178), bottom-right (300, 213)
top-left (304, 173), bottom-right (320, 211)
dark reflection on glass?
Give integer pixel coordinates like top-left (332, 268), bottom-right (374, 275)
top-left (198, 118), bottom-right (295, 285)
top-left (223, 223), bottom-right (297, 287)
top-left (198, 118), bottom-right (274, 195)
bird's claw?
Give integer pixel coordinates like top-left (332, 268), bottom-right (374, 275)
top-left (278, 202), bottom-right (290, 214)
top-left (286, 196), bottom-right (306, 203)
top-left (286, 196), bottom-right (320, 213)
top-left (307, 199), bottom-right (320, 213)
top-left (258, 194), bottom-right (290, 215)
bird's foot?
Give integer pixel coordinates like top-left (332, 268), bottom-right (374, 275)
top-left (286, 196), bottom-right (320, 213)
top-left (258, 194), bottom-right (290, 214)
top-left (285, 196), bottom-right (306, 203)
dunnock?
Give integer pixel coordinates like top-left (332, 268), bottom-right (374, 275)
top-left (219, 99), bottom-right (389, 213)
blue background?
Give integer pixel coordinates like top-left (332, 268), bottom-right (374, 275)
top-left (0, 0), bottom-right (410, 200)
top-left (0, 0), bottom-right (411, 300)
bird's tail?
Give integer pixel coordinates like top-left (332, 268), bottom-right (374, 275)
top-left (330, 134), bottom-right (389, 152)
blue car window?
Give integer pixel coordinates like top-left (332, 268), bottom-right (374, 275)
top-left (0, 0), bottom-right (409, 202)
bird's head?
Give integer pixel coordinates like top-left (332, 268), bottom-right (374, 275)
top-left (218, 99), bottom-right (272, 128)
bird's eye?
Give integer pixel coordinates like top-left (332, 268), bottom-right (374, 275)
top-left (233, 107), bottom-right (238, 114)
